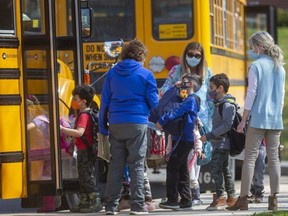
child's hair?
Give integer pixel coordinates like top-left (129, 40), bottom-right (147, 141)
top-left (72, 85), bottom-right (95, 107)
top-left (209, 73), bottom-right (230, 93)
top-left (182, 74), bottom-right (202, 92)
top-left (120, 39), bottom-right (148, 62)
top-left (249, 31), bottom-right (284, 68)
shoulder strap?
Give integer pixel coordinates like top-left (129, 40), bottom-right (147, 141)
top-left (218, 100), bottom-right (237, 117)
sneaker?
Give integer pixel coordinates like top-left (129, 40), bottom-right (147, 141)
top-left (179, 202), bottom-right (192, 209)
top-left (145, 201), bottom-right (156, 212)
top-left (129, 210), bottom-right (149, 215)
top-left (206, 196), bottom-right (226, 211)
top-left (118, 198), bottom-right (131, 210)
top-left (106, 211), bottom-right (119, 215)
top-left (158, 200), bottom-right (179, 210)
top-left (255, 195), bottom-right (263, 203)
top-left (247, 195), bottom-right (255, 203)
top-left (192, 199), bottom-right (203, 205)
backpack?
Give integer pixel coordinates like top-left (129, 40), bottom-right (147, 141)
top-left (79, 108), bottom-right (99, 158)
top-left (219, 102), bottom-right (245, 157)
top-left (149, 86), bottom-right (199, 136)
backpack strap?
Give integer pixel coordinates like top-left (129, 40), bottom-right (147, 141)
top-left (218, 99), bottom-right (237, 117)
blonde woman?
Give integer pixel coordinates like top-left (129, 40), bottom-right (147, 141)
top-left (227, 31), bottom-right (285, 211)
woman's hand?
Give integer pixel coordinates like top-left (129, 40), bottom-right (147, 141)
top-left (237, 120), bottom-right (246, 133)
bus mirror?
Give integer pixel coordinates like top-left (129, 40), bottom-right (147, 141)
top-left (81, 7), bottom-right (92, 38)
top-left (104, 40), bottom-right (124, 59)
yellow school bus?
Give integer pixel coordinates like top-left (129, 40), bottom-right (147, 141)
top-left (0, 0), bottom-right (276, 207)
top-left (83, 0), bottom-right (247, 106)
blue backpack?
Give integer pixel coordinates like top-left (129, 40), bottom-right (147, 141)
top-left (149, 86), bottom-right (199, 136)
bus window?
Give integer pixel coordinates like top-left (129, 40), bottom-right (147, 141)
top-left (22, 0), bottom-right (45, 34)
top-left (152, 0), bottom-right (193, 40)
top-left (210, 0), bottom-right (244, 52)
top-left (0, 0), bottom-right (15, 35)
top-left (85, 0), bottom-right (135, 41)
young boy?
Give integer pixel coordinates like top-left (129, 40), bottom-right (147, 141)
top-left (155, 74), bottom-right (202, 210)
top-left (200, 73), bottom-right (237, 210)
top-left (60, 85), bottom-right (102, 213)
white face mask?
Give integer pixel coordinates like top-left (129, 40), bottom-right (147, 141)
top-left (186, 55), bottom-right (201, 67)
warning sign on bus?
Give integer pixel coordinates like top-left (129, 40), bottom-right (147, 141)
top-left (159, 24), bottom-right (187, 39)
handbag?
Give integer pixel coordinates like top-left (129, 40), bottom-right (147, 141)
top-left (197, 125), bottom-right (212, 166)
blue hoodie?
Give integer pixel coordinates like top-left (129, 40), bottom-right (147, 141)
top-left (98, 59), bottom-right (159, 135)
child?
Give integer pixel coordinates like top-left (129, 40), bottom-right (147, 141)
top-left (60, 85), bottom-right (102, 213)
top-left (200, 73), bottom-right (237, 210)
top-left (155, 74), bottom-right (202, 210)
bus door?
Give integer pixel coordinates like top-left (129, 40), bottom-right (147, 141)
top-left (21, 0), bottom-right (82, 203)
top-left (21, 0), bottom-right (62, 200)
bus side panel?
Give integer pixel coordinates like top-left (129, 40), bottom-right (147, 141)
top-left (1, 163), bottom-right (23, 199)
top-left (211, 54), bottom-right (246, 106)
top-left (0, 106), bottom-right (23, 199)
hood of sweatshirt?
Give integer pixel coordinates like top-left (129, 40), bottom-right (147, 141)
top-left (113, 59), bottom-right (142, 76)
top-left (214, 94), bottom-right (237, 107)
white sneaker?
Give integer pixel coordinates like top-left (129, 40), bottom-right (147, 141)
top-left (129, 210), bottom-right (149, 215)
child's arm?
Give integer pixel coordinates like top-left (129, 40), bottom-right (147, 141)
top-left (60, 113), bottom-right (88, 138)
top-left (193, 126), bottom-right (202, 157)
top-left (60, 125), bottom-right (85, 138)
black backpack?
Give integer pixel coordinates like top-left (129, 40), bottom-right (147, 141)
top-left (149, 86), bottom-right (199, 136)
top-left (79, 108), bottom-right (99, 158)
top-left (218, 102), bottom-right (245, 156)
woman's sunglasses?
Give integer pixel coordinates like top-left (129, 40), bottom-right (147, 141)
top-left (186, 53), bottom-right (202, 59)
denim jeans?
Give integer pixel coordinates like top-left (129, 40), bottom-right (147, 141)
top-left (250, 143), bottom-right (266, 196)
top-left (210, 149), bottom-right (235, 197)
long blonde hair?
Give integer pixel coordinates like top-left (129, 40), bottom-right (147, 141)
top-left (249, 31), bottom-right (284, 68)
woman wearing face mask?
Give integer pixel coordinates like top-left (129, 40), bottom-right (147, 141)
top-left (226, 31), bottom-right (285, 211)
top-left (160, 42), bottom-right (213, 206)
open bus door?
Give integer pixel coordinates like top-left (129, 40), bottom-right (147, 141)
top-left (21, 0), bottom-right (83, 208)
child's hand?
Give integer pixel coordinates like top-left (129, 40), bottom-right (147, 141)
top-left (175, 81), bottom-right (182, 88)
top-left (200, 135), bottom-right (207, 142)
top-left (155, 122), bottom-right (162, 130)
top-left (198, 152), bottom-right (206, 159)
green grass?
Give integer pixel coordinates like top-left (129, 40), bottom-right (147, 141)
top-left (252, 211), bottom-right (288, 216)
top-left (278, 27), bottom-right (288, 160)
